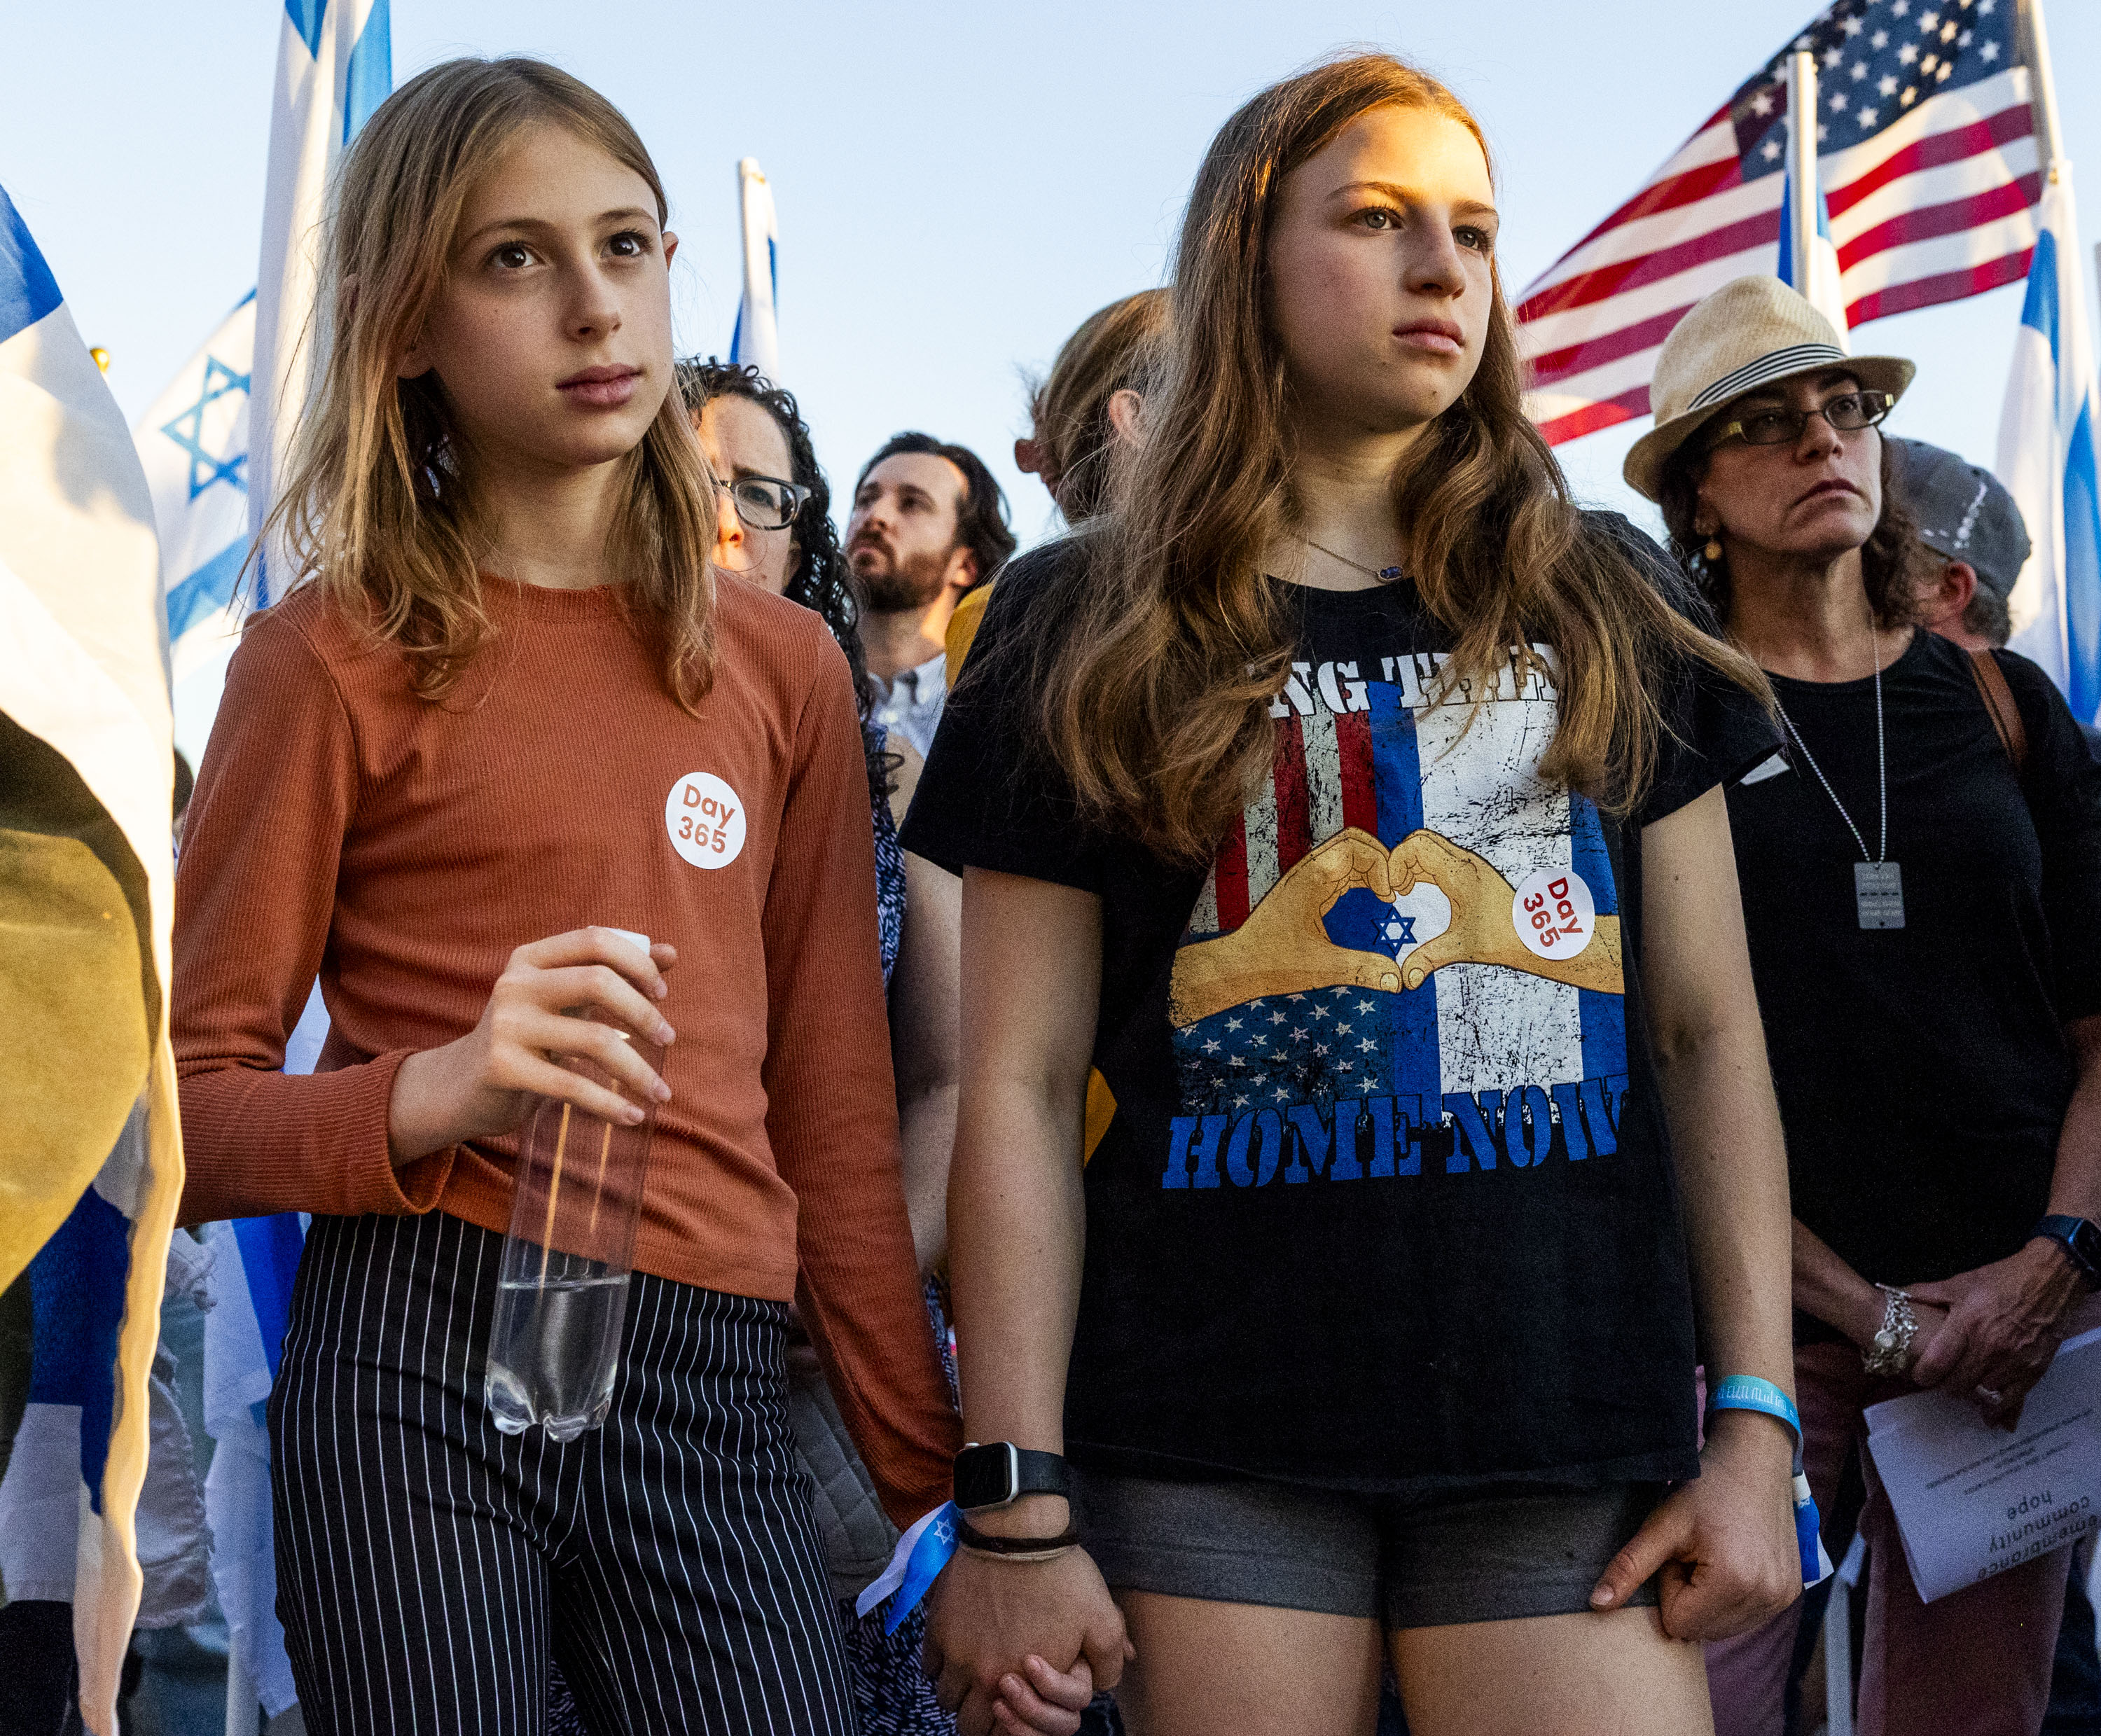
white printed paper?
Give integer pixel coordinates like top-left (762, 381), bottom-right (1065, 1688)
top-left (1864, 1330), bottom-right (2101, 1604)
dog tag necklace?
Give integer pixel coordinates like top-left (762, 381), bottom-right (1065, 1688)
top-left (1772, 627), bottom-right (1902, 930)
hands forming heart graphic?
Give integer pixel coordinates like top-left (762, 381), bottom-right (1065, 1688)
top-left (1170, 827), bottom-right (1622, 1028)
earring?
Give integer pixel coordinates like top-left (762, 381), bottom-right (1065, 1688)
top-left (1703, 536), bottom-right (1724, 563)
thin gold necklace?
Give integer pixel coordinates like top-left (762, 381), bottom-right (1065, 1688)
top-left (1302, 536), bottom-right (1403, 582)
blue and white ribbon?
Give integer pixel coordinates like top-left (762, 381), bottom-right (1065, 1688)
top-left (857, 1501), bottom-right (959, 1635)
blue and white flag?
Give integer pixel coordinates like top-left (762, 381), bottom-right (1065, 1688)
top-left (856, 1501), bottom-right (959, 1635)
top-left (251, 0), bottom-right (391, 597)
top-left (136, 293), bottom-right (254, 679)
top-left (1777, 167), bottom-right (1848, 348)
top-left (0, 183), bottom-right (181, 1736)
top-left (2002, 170), bottom-right (2101, 726)
top-left (729, 158), bottom-right (780, 380)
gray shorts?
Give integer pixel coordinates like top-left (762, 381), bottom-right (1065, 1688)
top-left (1069, 1466), bottom-right (1665, 1630)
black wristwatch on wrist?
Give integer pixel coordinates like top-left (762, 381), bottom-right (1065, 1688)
top-left (952, 1442), bottom-right (1070, 1512)
top-left (2032, 1215), bottom-right (2101, 1290)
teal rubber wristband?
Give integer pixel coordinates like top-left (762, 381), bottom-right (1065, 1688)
top-left (1706, 1374), bottom-right (1801, 1467)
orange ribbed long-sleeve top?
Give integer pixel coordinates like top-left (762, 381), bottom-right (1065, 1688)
top-left (174, 574), bottom-right (958, 1524)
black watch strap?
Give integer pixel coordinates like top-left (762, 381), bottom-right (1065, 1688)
top-left (2034, 1215), bottom-right (2101, 1290)
top-left (952, 1443), bottom-right (1070, 1511)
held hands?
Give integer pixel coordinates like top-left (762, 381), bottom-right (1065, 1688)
top-left (924, 1511), bottom-right (1131, 1736)
top-left (1588, 1409), bottom-right (1801, 1641)
top-left (387, 927), bottom-right (677, 1167)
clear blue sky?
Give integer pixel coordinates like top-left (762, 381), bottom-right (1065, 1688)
top-left (5, 1), bottom-right (2095, 753)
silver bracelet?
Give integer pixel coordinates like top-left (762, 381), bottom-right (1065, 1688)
top-left (1861, 1283), bottom-right (1918, 1377)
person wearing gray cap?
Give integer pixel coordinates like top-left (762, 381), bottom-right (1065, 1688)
top-left (1633, 275), bottom-right (2101, 1736)
top-left (1892, 436), bottom-right (2032, 654)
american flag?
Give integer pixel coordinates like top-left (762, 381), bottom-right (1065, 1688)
top-left (1518, 0), bottom-right (2041, 446)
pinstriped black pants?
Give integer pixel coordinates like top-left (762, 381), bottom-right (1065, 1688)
top-left (270, 1211), bottom-right (855, 1736)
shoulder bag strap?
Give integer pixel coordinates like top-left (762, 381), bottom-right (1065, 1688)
top-left (1968, 648), bottom-right (2030, 777)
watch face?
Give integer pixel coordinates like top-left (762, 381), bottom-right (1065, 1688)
top-left (954, 1444), bottom-right (1017, 1511)
top-left (2072, 1219), bottom-right (2101, 1284)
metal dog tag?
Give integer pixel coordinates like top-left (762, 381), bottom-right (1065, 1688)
top-left (1854, 861), bottom-right (1904, 930)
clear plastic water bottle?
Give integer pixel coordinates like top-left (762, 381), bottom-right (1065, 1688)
top-left (484, 929), bottom-right (663, 1442)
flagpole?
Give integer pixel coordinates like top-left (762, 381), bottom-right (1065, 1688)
top-left (2020, 0), bottom-right (2065, 183)
top-left (1786, 50), bottom-right (1819, 299)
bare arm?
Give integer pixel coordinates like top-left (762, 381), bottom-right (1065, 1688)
top-left (948, 868), bottom-right (1098, 1490)
top-left (1642, 787), bottom-right (1795, 1400)
top-left (892, 851), bottom-right (962, 1273)
top-left (925, 868), bottom-right (1130, 1734)
top-left (1590, 784), bottom-right (1800, 1639)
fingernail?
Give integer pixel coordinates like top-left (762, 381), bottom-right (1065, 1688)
top-left (652, 1081), bottom-right (672, 1102)
top-left (1590, 1586), bottom-right (1614, 1607)
top-left (624, 1104), bottom-right (645, 1124)
top-left (653, 980), bottom-right (667, 999)
top-left (657, 1022), bottom-right (675, 1044)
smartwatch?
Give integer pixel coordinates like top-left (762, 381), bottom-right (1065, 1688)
top-left (2033, 1216), bottom-right (2101, 1291)
top-left (952, 1442), bottom-right (1070, 1512)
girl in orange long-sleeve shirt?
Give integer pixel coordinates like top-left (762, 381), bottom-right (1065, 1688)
top-left (172, 58), bottom-right (955, 1735)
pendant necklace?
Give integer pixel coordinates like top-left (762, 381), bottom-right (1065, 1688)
top-left (1770, 611), bottom-right (1903, 931)
top-left (1302, 536), bottom-right (1403, 583)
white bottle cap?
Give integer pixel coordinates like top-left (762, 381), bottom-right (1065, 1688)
top-left (605, 927), bottom-right (651, 957)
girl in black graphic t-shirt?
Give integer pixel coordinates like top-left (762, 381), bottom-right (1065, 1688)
top-left (906, 55), bottom-right (1802, 1736)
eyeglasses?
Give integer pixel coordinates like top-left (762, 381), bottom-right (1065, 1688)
top-left (715, 475), bottom-right (811, 531)
top-left (1705, 389), bottom-right (1895, 451)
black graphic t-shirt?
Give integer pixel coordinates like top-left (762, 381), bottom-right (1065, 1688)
top-left (1726, 634), bottom-right (2101, 1344)
top-left (903, 524), bottom-right (1780, 1492)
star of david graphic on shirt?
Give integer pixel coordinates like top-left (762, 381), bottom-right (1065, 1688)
top-left (159, 356), bottom-right (250, 501)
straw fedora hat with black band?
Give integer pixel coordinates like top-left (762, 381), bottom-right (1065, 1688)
top-left (1623, 276), bottom-right (1915, 502)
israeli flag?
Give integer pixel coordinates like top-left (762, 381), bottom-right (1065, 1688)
top-left (2002, 171), bottom-right (2101, 726)
top-left (0, 182), bottom-right (183, 1736)
top-left (136, 293), bottom-right (254, 682)
top-left (251, 0), bottom-right (391, 597)
top-left (856, 1501), bottom-right (959, 1636)
top-left (1777, 172), bottom-right (1850, 347)
top-left (729, 158), bottom-right (780, 380)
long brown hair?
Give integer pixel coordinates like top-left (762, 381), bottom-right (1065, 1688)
top-left (1023, 290), bottom-right (1170, 522)
top-left (1658, 433), bottom-right (1928, 632)
top-left (1021, 53), bottom-right (1767, 865)
top-left (261, 57), bottom-right (719, 707)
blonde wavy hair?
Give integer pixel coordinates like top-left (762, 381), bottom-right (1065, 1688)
top-left (1023, 53), bottom-right (1767, 864)
top-left (260, 57), bottom-right (718, 707)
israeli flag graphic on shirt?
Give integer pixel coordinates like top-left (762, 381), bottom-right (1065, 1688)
top-left (1167, 648), bottom-right (1628, 1186)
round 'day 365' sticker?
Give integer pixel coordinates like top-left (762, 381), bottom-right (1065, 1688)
top-left (1511, 864), bottom-right (1595, 961)
top-left (665, 772), bottom-right (747, 868)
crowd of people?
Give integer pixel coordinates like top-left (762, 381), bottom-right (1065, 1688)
top-left (29, 37), bottom-right (2096, 1736)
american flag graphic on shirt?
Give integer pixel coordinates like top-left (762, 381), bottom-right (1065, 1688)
top-left (1159, 643), bottom-right (1632, 1188)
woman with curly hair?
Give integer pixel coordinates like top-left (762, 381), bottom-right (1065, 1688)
top-left (679, 358), bottom-right (966, 1735)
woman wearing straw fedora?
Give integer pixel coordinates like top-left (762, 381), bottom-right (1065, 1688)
top-left (1631, 275), bottom-right (2101, 1736)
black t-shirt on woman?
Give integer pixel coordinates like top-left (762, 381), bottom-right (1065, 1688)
top-left (902, 522), bottom-right (1780, 1493)
top-left (1724, 632), bottom-right (2101, 1344)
